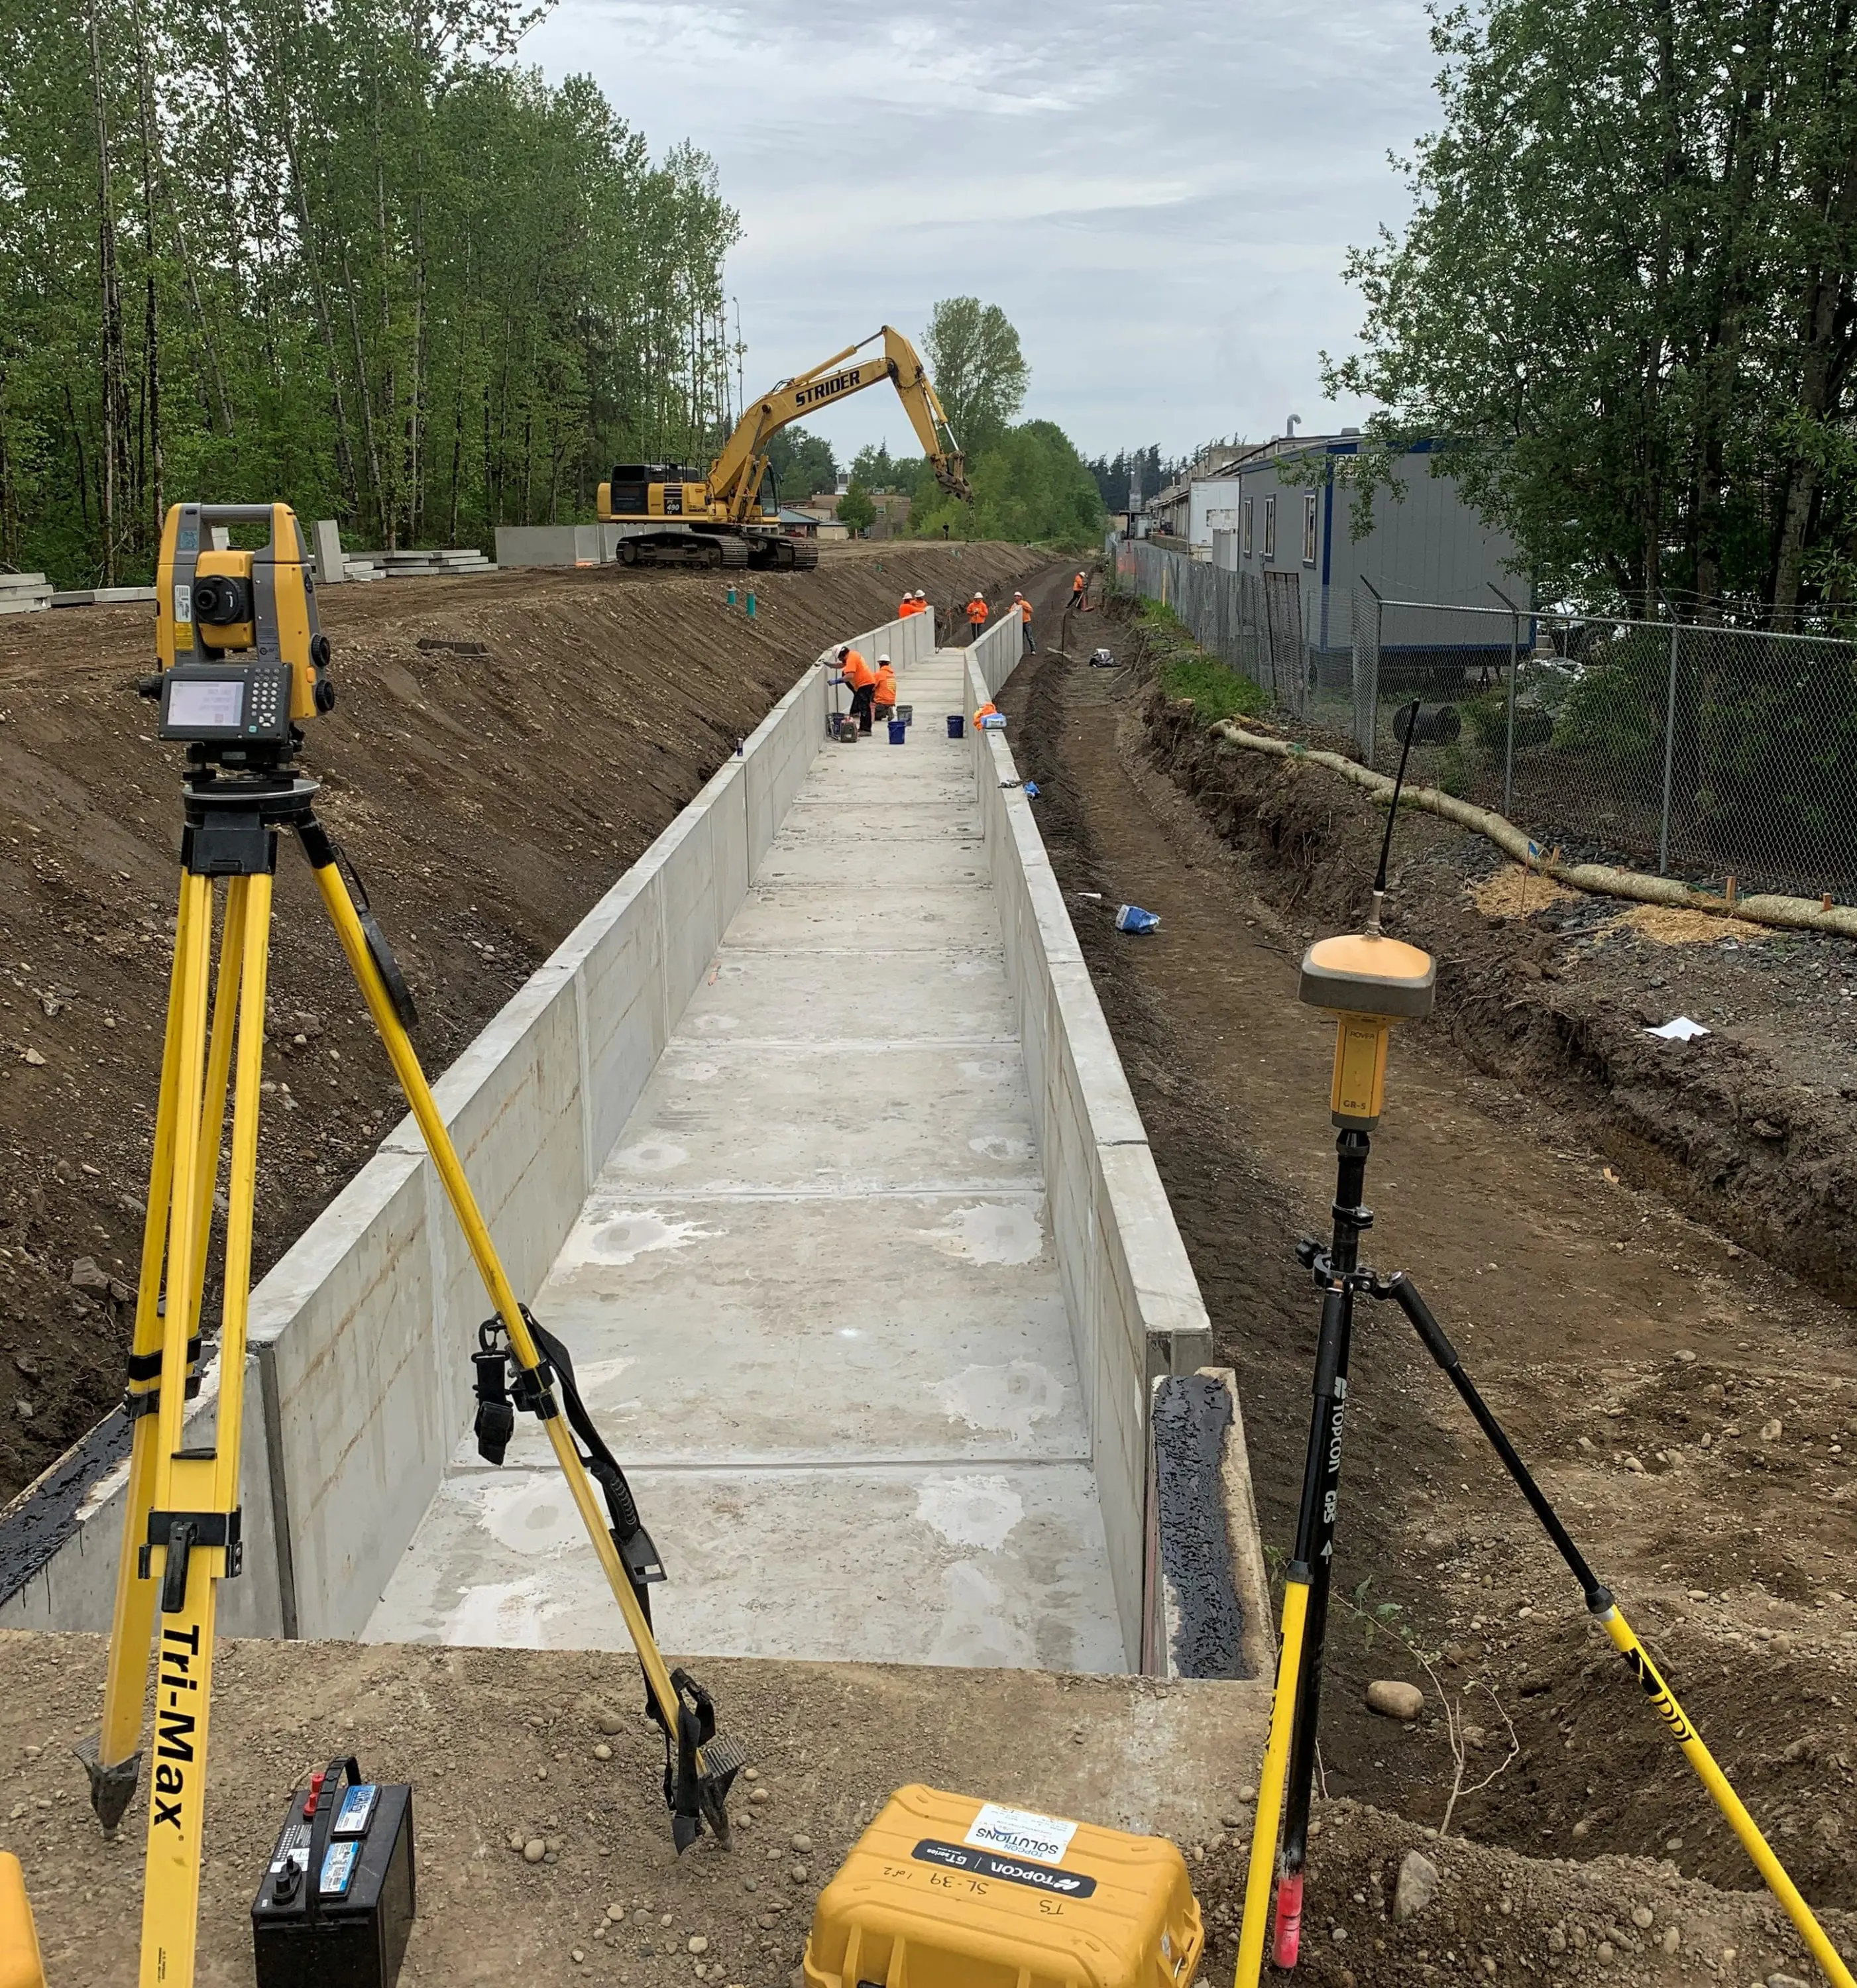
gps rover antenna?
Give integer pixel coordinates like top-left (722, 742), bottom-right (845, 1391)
top-left (1232, 702), bottom-right (1854, 1988)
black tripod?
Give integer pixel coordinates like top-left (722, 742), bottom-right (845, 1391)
top-left (1236, 1044), bottom-right (1854, 1987)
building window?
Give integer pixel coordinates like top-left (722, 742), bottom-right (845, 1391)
top-left (1243, 497), bottom-right (1253, 557)
top-left (1263, 496), bottom-right (1276, 561)
top-left (1303, 492), bottom-right (1318, 565)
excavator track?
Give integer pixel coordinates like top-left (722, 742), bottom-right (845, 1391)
top-left (749, 536), bottom-right (818, 571)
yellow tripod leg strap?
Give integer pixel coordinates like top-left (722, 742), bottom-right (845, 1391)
top-left (1234, 1575), bottom-right (1310, 1988)
top-left (1600, 1606), bottom-right (1853, 1988)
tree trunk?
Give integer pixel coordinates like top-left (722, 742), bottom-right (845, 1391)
top-left (339, 239), bottom-right (387, 543)
top-left (133, 3), bottom-right (162, 548)
top-left (276, 86), bottom-right (360, 520)
top-left (85, 0), bottom-right (129, 584)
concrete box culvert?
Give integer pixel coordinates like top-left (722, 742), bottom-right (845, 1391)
top-left (0, 602), bottom-right (1268, 1698)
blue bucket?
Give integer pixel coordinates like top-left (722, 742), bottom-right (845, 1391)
top-left (946, 714), bottom-right (964, 739)
top-left (887, 719), bottom-right (907, 744)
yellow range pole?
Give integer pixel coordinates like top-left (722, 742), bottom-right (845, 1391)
top-left (138, 875), bottom-right (272, 1986)
top-left (1233, 1578), bottom-right (1310, 1988)
top-left (306, 860), bottom-right (686, 1734)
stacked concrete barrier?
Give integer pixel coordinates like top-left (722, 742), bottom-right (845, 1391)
top-left (0, 608), bottom-right (924, 1638)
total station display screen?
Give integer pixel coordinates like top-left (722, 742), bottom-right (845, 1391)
top-left (166, 677), bottom-right (245, 729)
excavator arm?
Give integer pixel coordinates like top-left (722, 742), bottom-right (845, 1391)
top-left (708, 326), bottom-right (970, 522)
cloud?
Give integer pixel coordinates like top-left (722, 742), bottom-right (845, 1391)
top-left (525, 0), bottom-right (1437, 459)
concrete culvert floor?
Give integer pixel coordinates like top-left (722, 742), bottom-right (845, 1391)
top-left (363, 638), bottom-right (1127, 1671)
top-left (997, 565), bottom-right (1857, 1926)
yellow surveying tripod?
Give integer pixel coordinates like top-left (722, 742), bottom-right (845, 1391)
top-left (77, 504), bottom-right (742, 1987)
top-left (1235, 709), bottom-right (1852, 1988)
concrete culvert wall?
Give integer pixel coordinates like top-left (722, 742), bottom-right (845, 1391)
top-left (965, 616), bottom-right (1269, 1673)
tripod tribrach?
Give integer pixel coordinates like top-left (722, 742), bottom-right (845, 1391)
top-left (82, 504), bottom-right (741, 1988)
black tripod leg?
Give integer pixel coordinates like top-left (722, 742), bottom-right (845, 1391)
top-left (1273, 1277), bottom-right (1355, 1969)
top-left (1379, 1274), bottom-right (1605, 1602)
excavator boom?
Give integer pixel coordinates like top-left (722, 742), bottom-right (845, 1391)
top-left (707, 325), bottom-right (968, 521)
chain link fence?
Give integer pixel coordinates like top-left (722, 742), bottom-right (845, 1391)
top-left (1109, 533), bottom-right (1857, 903)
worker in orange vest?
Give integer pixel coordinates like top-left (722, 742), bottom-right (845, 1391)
top-left (898, 592), bottom-right (919, 618)
top-left (966, 591), bottom-right (989, 644)
top-left (836, 643), bottom-right (877, 733)
top-left (873, 655), bottom-right (898, 724)
top-left (1014, 591), bottom-right (1036, 653)
top-left (1070, 570), bottom-right (1088, 612)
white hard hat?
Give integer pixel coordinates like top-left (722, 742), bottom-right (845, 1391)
top-left (914, 590), bottom-right (926, 599)
top-left (877, 653), bottom-right (891, 665)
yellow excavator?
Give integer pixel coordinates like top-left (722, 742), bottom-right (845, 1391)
top-left (597, 325), bottom-right (970, 569)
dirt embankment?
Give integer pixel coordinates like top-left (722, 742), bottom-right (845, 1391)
top-left (999, 573), bottom-right (1857, 1922)
top-left (1142, 688), bottom-right (1857, 1313)
top-left (0, 545), bottom-right (1045, 1503)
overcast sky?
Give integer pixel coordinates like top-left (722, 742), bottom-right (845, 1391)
top-left (525, 0), bottom-right (1439, 467)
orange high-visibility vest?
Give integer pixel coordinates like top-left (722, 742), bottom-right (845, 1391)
top-left (1072, 573), bottom-right (1085, 592)
top-left (841, 649), bottom-right (875, 689)
top-left (875, 666), bottom-right (897, 705)
top-left (899, 598), bottom-right (919, 618)
top-left (968, 598), bottom-right (989, 626)
top-left (1018, 598), bottom-right (1033, 623)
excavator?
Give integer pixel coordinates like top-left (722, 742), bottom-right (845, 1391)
top-left (596, 325), bottom-right (970, 569)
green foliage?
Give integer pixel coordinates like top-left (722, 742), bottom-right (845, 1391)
top-left (910, 419), bottom-right (1105, 552)
top-left (923, 297), bottom-right (1027, 451)
top-left (849, 441), bottom-right (921, 490)
top-left (765, 425), bottom-right (836, 504)
top-left (0, 0), bottom-right (740, 585)
top-left (1136, 600), bottom-right (1268, 724)
top-left (836, 480), bottom-right (875, 534)
top-left (1324, 0), bottom-right (1857, 624)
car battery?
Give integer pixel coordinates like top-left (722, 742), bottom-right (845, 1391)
top-left (252, 1757), bottom-right (415, 1988)
top-left (803, 1785), bottom-right (1202, 1988)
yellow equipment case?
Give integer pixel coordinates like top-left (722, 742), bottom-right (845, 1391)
top-left (803, 1785), bottom-right (1203, 1988)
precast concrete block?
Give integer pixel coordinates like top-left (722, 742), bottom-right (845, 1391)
top-left (576, 871), bottom-right (671, 1174)
top-left (744, 668), bottom-right (824, 875)
top-left (1095, 1142), bottom-right (1213, 1381)
top-left (652, 762), bottom-right (747, 1022)
top-left (494, 524), bottom-right (602, 567)
top-left (312, 518), bottom-right (343, 584)
top-left (247, 1148), bottom-right (443, 1639)
top-left (1046, 964), bottom-right (1146, 1151)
